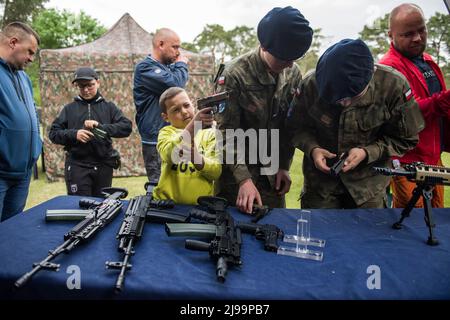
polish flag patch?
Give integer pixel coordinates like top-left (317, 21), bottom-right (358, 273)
top-left (218, 76), bottom-right (225, 85)
top-left (404, 88), bottom-right (412, 101)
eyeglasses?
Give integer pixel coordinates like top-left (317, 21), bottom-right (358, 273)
top-left (77, 82), bottom-right (96, 90)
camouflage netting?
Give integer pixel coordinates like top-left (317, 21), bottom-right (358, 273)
top-left (40, 13), bottom-right (215, 181)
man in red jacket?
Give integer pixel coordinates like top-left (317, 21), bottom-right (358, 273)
top-left (379, 3), bottom-right (450, 208)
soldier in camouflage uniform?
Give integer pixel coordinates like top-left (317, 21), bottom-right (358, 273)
top-left (214, 6), bottom-right (313, 213)
top-left (286, 39), bottom-right (424, 209)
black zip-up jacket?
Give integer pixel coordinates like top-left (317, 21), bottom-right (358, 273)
top-left (49, 93), bottom-right (132, 164)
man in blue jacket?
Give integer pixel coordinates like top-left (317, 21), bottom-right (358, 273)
top-left (133, 28), bottom-right (189, 182)
top-left (0, 22), bottom-right (41, 222)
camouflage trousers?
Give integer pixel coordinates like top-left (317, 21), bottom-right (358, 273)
top-left (300, 186), bottom-right (387, 209)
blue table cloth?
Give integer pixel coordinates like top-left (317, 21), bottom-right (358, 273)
top-left (0, 195), bottom-right (449, 300)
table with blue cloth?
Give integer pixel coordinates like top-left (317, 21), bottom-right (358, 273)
top-left (0, 195), bottom-right (449, 300)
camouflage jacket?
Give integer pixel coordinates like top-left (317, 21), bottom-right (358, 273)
top-left (215, 48), bottom-right (302, 190)
top-left (286, 64), bottom-right (425, 205)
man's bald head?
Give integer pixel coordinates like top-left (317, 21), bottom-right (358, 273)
top-left (152, 28), bottom-right (179, 48)
top-left (389, 3), bottom-right (424, 30)
top-left (388, 3), bottom-right (427, 59)
top-left (151, 28), bottom-right (182, 65)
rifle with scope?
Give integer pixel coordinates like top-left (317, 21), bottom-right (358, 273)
top-left (373, 162), bottom-right (450, 245)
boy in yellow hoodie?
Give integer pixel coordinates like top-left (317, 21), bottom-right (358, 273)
top-left (152, 87), bottom-right (222, 204)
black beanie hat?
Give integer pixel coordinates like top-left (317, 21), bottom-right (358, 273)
top-left (257, 6), bottom-right (313, 61)
top-left (315, 39), bottom-right (374, 104)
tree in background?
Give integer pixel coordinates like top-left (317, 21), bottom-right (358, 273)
top-left (31, 8), bottom-right (107, 49)
top-left (359, 11), bottom-right (449, 84)
top-left (427, 12), bottom-right (449, 82)
top-left (296, 28), bottom-right (325, 75)
top-left (0, 0), bottom-right (48, 27)
top-left (358, 13), bottom-right (390, 61)
top-left (184, 24), bottom-right (325, 76)
top-left (183, 24), bottom-right (257, 72)
top-left (26, 8), bottom-right (107, 104)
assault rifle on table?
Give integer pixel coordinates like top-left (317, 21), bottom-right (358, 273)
top-left (166, 196), bottom-right (242, 283)
top-left (14, 187), bottom-right (128, 289)
top-left (165, 196), bottom-right (284, 281)
top-left (373, 162), bottom-right (450, 245)
top-left (105, 181), bottom-right (189, 292)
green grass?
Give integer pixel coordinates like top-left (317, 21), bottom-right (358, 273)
top-left (26, 151), bottom-right (450, 210)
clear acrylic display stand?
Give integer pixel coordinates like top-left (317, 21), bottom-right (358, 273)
top-left (277, 210), bottom-right (325, 261)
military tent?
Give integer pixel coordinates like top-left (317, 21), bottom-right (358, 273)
top-left (39, 13), bottom-right (214, 181)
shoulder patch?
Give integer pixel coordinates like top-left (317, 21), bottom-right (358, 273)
top-left (404, 88), bottom-right (412, 101)
top-left (218, 101), bottom-right (226, 113)
top-left (154, 68), bottom-right (162, 74)
top-left (217, 76), bottom-right (225, 85)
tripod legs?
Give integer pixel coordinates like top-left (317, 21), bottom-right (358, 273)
top-left (392, 184), bottom-right (439, 246)
top-left (392, 185), bottom-right (422, 229)
top-left (422, 186), bottom-right (439, 246)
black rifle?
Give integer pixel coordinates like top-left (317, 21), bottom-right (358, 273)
top-left (251, 204), bottom-right (271, 223)
top-left (14, 187), bottom-right (128, 289)
top-left (190, 200), bottom-right (282, 252)
top-left (373, 162), bottom-right (450, 245)
top-left (165, 196), bottom-right (242, 283)
top-left (105, 182), bottom-right (188, 292)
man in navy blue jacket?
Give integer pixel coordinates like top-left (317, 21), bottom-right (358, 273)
top-left (0, 22), bottom-right (41, 222)
top-left (133, 28), bottom-right (189, 182)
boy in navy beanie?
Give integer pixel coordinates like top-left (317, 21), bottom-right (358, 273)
top-left (286, 39), bottom-right (424, 209)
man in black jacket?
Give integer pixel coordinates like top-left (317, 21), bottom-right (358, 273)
top-left (49, 67), bottom-right (132, 197)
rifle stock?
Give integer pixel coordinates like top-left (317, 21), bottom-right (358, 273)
top-left (15, 187), bottom-right (128, 289)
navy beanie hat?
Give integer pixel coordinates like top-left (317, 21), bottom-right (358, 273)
top-left (257, 6), bottom-right (313, 61)
top-left (315, 39), bottom-right (374, 104)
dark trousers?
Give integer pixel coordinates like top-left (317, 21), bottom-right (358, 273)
top-left (0, 172), bottom-right (31, 222)
top-left (300, 188), bottom-right (387, 209)
top-left (65, 160), bottom-right (113, 197)
top-left (142, 144), bottom-right (161, 183)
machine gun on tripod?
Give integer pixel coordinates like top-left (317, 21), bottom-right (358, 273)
top-left (373, 162), bottom-right (450, 245)
top-left (14, 187), bottom-right (128, 289)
